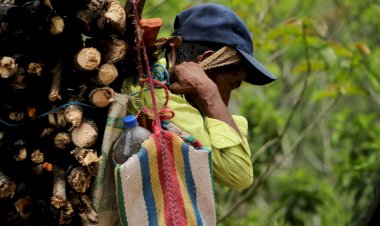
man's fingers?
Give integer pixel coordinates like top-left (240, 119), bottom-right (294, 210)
top-left (169, 83), bottom-right (191, 94)
top-left (168, 83), bottom-right (180, 93)
top-left (169, 83), bottom-right (184, 93)
top-left (168, 66), bottom-right (177, 84)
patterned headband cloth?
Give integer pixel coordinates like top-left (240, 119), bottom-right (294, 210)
top-left (199, 46), bottom-right (241, 70)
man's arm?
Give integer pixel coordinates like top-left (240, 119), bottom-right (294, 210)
top-left (207, 115), bottom-right (253, 189)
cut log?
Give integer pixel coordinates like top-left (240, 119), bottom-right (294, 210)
top-left (27, 63), bottom-right (44, 77)
top-left (70, 148), bottom-right (100, 175)
top-left (96, 63), bottom-right (118, 86)
top-left (88, 87), bottom-right (115, 108)
top-left (48, 110), bottom-right (66, 127)
top-left (48, 60), bottom-right (63, 102)
top-left (14, 146), bottom-right (27, 162)
top-left (71, 119), bottom-right (98, 148)
top-left (10, 68), bottom-right (27, 90)
top-left (50, 15), bottom-right (65, 35)
top-left (14, 196), bottom-right (33, 220)
top-left (67, 166), bottom-right (91, 193)
top-left (68, 190), bottom-right (99, 224)
top-left (97, 0), bottom-right (126, 34)
top-left (54, 132), bottom-right (71, 150)
top-left (75, 47), bottom-right (101, 71)
top-left (51, 165), bottom-right (67, 208)
top-left (58, 202), bottom-right (74, 225)
top-left (31, 149), bottom-right (44, 164)
top-left (64, 104), bottom-right (84, 128)
top-left (12, 139), bottom-right (27, 161)
top-left (101, 38), bottom-right (127, 63)
top-left (0, 171), bottom-right (17, 198)
top-left (9, 111), bottom-right (25, 122)
top-left (76, 0), bottom-right (103, 36)
top-left (0, 56), bottom-right (18, 79)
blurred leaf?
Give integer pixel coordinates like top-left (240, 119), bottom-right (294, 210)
top-left (367, 72), bottom-right (380, 90)
top-left (344, 84), bottom-right (369, 96)
top-left (356, 42), bottom-right (371, 56)
top-left (312, 88), bottom-right (337, 101)
top-left (306, 36), bottom-right (325, 47)
top-left (285, 18), bottom-right (303, 26)
top-left (320, 47), bottom-right (338, 67)
top-left (328, 41), bottom-right (353, 58)
top-left (292, 59), bottom-right (325, 75)
top-left (312, 18), bottom-right (328, 37)
top-left (266, 23), bottom-right (302, 40)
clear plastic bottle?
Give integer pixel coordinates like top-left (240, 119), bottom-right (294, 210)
top-left (112, 115), bottom-right (151, 164)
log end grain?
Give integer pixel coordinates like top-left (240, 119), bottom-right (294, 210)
top-left (103, 39), bottom-right (127, 63)
top-left (0, 56), bottom-right (18, 79)
top-left (67, 166), bottom-right (91, 193)
top-left (75, 48), bottom-right (101, 71)
top-left (64, 104), bottom-right (84, 128)
top-left (31, 149), bottom-right (44, 164)
top-left (0, 172), bottom-right (17, 198)
top-left (27, 63), bottom-right (44, 77)
top-left (50, 15), bottom-right (65, 35)
top-left (88, 87), bottom-right (115, 108)
top-left (71, 119), bottom-right (98, 148)
top-left (96, 63), bottom-right (118, 86)
top-left (54, 132), bottom-right (71, 150)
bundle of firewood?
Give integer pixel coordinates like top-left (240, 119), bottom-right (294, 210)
top-left (0, 0), bottom-right (156, 225)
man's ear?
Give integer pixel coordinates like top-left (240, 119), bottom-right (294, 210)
top-left (195, 50), bottom-right (214, 63)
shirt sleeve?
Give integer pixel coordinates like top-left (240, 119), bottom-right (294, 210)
top-left (206, 116), bottom-right (253, 189)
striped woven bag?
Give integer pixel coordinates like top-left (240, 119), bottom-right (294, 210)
top-left (115, 6), bottom-right (217, 223)
top-left (114, 120), bottom-right (216, 226)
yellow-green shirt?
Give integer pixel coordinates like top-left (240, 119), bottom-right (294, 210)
top-left (124, 70), bottom-right (253, 190)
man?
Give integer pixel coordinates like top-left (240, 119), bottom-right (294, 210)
top-left (127, 3), bottom-right (276, 189)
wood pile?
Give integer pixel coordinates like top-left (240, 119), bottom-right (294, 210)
top-left (0, 0), bottom-right (152, 225)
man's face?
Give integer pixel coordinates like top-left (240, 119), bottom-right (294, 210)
top-left (207, 65), bottom-right (247, 106)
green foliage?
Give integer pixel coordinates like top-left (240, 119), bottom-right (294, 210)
top-left (142, 0), bottom-right (380, 225)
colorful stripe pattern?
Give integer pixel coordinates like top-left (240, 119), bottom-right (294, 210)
top-left (115, 129), bottom-right (216, 226)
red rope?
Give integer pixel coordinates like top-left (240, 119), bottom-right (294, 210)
top-left (132, 1), bottom-right (181, 225)
top-left (132, 0), bottom-right (162, 134)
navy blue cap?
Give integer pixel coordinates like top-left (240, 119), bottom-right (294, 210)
top-left (173, 3), bottom-right (277, 85)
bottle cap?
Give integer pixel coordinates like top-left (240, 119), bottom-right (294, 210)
top-left (122, 115), bottom-right (138, 128)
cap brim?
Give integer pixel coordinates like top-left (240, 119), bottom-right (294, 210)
top-left (237, 49), bottom-right (277, 85)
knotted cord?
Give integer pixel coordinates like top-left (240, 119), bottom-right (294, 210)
top-left (132, 1), bottom-right (181, 225)
top-left (132, 1), bottom-right (175, 129)
top-left (132, 0), bottom-right (160, 134)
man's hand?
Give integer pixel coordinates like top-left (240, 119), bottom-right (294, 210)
top-left (168, 62), bottom-right (242, 136)
top-left (169, 62), bottom-right (218, 98)
top-left (169, 62), bottom-right (220, 115)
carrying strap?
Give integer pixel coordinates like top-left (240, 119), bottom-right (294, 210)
top-left (199, 46), bottom-right (241, 70)
top-left (132, 1), bottom-right (190, 225)
top-left (132, 0), bottom-right (162, 134)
